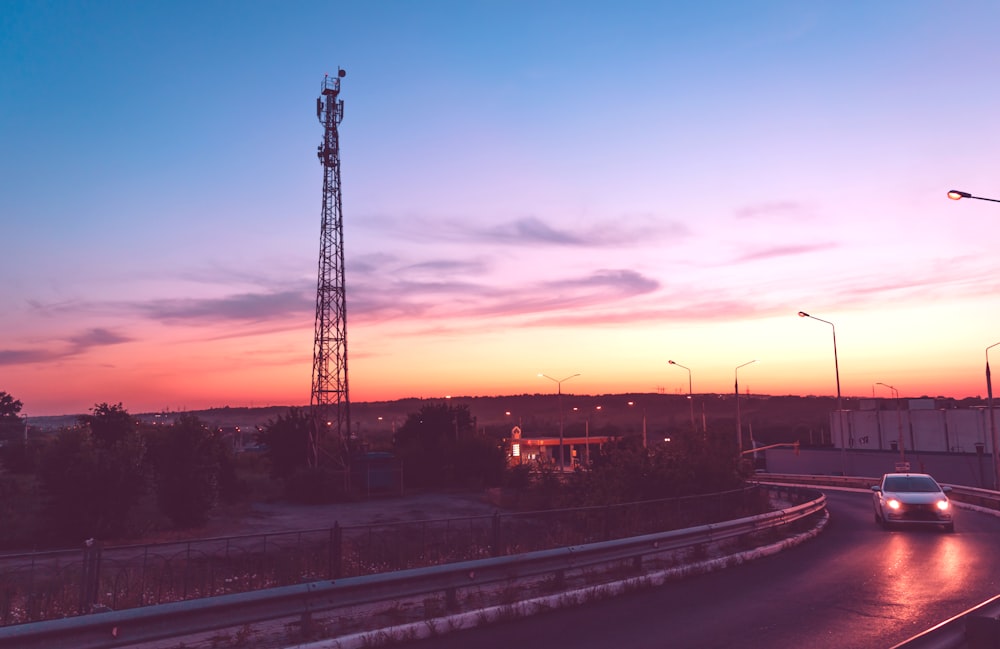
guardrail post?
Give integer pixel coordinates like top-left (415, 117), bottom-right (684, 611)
top-left (78, 538), bottom-right (102, 615)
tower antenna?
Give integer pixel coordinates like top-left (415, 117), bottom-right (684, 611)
top-left (310, 68), bottom-right (350, 468)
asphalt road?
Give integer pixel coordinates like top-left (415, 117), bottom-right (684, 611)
top-left (395, 490), bottom-right (1000, 649)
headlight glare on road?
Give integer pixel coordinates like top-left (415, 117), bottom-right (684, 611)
top-left (887, 499), bottom-right (901, 510)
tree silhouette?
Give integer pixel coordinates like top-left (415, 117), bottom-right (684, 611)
top-left (37, 403), bottom-right (147, 543)
top-left (147, 414), bottom-right (234, 528)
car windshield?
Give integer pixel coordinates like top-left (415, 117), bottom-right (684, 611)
top-left (883, 476), bottom-right (940, 493)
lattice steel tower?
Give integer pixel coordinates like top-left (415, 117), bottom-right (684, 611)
top-left (310, 69), bottom-right (350, 466)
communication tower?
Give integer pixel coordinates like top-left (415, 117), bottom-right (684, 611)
top-left (310, 69), bottom-right (350, 466)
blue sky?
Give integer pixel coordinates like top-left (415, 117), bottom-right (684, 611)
top-left (3, 1), bottom-right (1000, 416)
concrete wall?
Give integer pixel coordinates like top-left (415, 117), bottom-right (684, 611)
top-left (763, 447), bottom-right (997, 489)
top-left (831, 407), bottom-right (997, 455)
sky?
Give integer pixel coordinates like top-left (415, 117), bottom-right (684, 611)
top-left (3, 1), bottom-right (1000, 417)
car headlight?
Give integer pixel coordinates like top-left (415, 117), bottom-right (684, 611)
top-left (936, 499), bottom-right (950, 511)
top-left (887, 499), bottom-right (901, 510)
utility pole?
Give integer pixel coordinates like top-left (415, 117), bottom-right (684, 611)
top-left (310, 69), bottom-right (350, 468)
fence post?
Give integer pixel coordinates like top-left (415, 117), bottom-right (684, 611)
top-left (491, 512), bottom-right (501, 557)
top-left (330, 522), bottom-right (342, 579)
top-left (79, 538), bottom-right (102, 615)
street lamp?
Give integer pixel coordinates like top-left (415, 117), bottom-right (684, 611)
top-left (797, 312), bottom-right (842, 411)
top-left (735, 360), bottom-right (757, 455)
top-left (798, 310), bottom-right (845, 472)
top-left (986, 343), bottom-right (1000, 490)
top-left (875, 382), bottom-right (905, 465)
top-left (538, 373), bottom-right (580, 471)
top-left (947, 190), bottom-right (1000, 203)
top-left (668, 360), bottom-right (696, 432)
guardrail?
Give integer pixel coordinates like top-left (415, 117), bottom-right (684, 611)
top-left (0, 486), bottom-right (767, 627)
top-left (755, 473), bottom-right (1000, 512)
top-left (0, 485), bottom-right (826, 649)
top-left (888, 593), bottom-right (1000, 649)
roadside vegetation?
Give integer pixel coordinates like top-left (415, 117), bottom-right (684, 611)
top-left (0, 390), bottom-right (748, 551)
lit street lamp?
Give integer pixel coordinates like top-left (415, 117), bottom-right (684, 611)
top-left (987, 343), bottom-right (1000, 490)
top-left (735, 360), bottom-right (757, 455)
top-left (538, 373), bottom-right (580, 471)
top-left (947, 190), bottom-right (1000, 203)
top-left (668, 360), bottom-right (696, 432)
top-left (875, 382), bottom-right (905, 465)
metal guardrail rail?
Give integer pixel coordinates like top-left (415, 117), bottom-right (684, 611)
top-left (755, 473), bottom-right (1000, 512)
top-left (0, 486), bottom-right (826, 649)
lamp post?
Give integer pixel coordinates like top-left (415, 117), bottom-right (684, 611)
top-left (947, 190), bottom-right (1000, 203)
top-left (875, 382), bottom-right (905, 465)
top-left (668, 360), bottom-right (696, 432)
top-left (797, 312), bottom-right (842, 411)
top-left (987, 343), bottom-right (1000, 490)
top-left (949, 194), bottom-right (1000, 486)
top-left (538, 373), bottom-right (580, 471)
top-left (734, 360), bottom-right (757, 455)
top-left (798, 311), bottom-right (845, 472)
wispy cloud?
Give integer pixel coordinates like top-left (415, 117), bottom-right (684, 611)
top-left (138, 290), bottom-right (313, 323)
top-left (732, 242), bottom-right (839, 263)
top-left (735, 201), bottom-right (813, 220)
top-left (359, 213), bottom-right (690, 248)
top-left (0, 327), bottom-right (131, 366)
top-left (351, 268), bottom-right (662, 332)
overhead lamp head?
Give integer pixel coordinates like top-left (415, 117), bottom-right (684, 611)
top-left (947, 190), bottom-right (971, 200)
top-left (797, 311), bottom-right (809, 318)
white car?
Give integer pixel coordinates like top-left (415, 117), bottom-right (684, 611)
top-left (871, 472), bottom-right (954, 532)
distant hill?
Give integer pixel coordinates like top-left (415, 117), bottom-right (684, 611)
top-left (25, 393), bottom-right (985, 449)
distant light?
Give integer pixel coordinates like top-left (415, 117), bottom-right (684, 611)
top-left (512, 443), bottom-right (520, 457)
top-left (627, 401), bottom-right (635, 406)
top-left (947, 190), bottom-right (971, 200)
top-left (664, 437), bottom-right (672, 442)
top-left (505, 411), bottom-right (511, 416)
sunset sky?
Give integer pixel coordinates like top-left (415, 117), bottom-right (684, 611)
top-left (4, 1), bottom-right (1000, 417)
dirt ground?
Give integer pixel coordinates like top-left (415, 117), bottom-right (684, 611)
top-left (192, 491), bottom-right (502, 539)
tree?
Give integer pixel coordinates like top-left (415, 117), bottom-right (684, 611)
top-left (78, 402), bottom-right (133, 449)
top-left (147, 414), bottom-right (234, 528)
top-left (0, 391), bottom-right (25, 443)
top-left (393, 403), bottom-right (503, 489)
top-left (256, 407), bottom-right (311, 479)
top-left (37, 405), bottom-right (147, 544)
